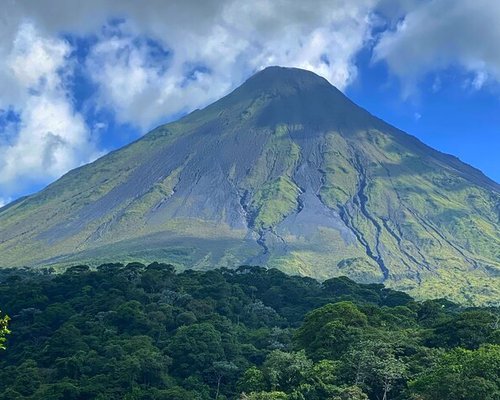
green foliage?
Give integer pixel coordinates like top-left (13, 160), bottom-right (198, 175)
top-left (0, 310), bottom-right (9, 350)
top-left (341, 337), bottom-right (408, 399)
top-left (332, 386), bottom-right (368, 400)
top-left (169, 323), bottom-right (225, 377)
top-left (241, 391), bottom-right (288, 400)
top-left (0, 263), bottom-right (498, 399)
top-left (295, 302), bottom-right (367, 359)
top-left (426, 309), bottom-right (500, 349)
top-left (408, 345), bottom-right (500, 400)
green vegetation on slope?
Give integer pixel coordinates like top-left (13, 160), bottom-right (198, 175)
top-left (320, 132), bottom-right (358, 207)
top-left (0, 263), bottom-right (498, 399)
top-left (249, 177), bottom-right (301, 230)
top-left (244, 124), bottom-right (302, 230)
top-left (317, 129), bottom-right (500, 304)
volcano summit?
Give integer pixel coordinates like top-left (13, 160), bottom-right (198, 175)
top-left (0, 67), bottom-right (498, 303)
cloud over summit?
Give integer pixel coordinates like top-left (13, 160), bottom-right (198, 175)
top-left (1, 0), bottom-right (499, 201)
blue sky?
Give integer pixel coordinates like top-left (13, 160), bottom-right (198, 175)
top-left (0, 0), bottom-right (499, 206)
top-left (348, 48), bottom-right (500, 183)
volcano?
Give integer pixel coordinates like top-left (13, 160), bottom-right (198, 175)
top-left (1, 66), bottom-right (499, 303)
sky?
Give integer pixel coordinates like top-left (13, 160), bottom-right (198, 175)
top-left (0, 0), bottom-right (499, 207)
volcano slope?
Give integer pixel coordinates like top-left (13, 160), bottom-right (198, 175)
top-left (0, 67), bottom-right (498, 304)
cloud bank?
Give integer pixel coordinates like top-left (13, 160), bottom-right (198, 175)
top-left (0, 0), bottom-right (378, 200)
top-left (0, 22), bottom-right (100, 197)
top-left (1, 0), bottom-right (499, 202)
top-left (374, 0), bottom-right (500, 93)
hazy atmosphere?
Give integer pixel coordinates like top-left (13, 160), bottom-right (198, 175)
top-left (1, 0), bottom-right (499, 206)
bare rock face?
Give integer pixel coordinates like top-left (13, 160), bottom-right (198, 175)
top-left (1, 67), bottom-right (499, 304)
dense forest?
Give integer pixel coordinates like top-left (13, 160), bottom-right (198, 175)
top-left (0, 263), bottom-right (498, 400)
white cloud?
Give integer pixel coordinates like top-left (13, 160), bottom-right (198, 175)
top-left (0, 22), bottom-right (99, 198)
top-left (7, 23), bottom-right (68, 92)
top-left (374, 0), bottom-right (500, 93)
top-left (84, 31), bottom-right (236, 129)
top-left (0, 94), bottom-right (98, 188)
top-left (83, 0), bottom-right (377, 129)
top-left (4, 0), bottom-right (500, 203)
top-left (0, 0), bottom-right (380, 202)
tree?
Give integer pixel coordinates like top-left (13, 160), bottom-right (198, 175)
top-left (0, 263), bottom-right (497, 400)
top-left (408, 345), bottom-right (500, 400)
top-left (0, 310), bottom-right (10, 350)
top-left (342, 339), bottom-right (407, 400)
top-left (239, 367), bottom-right (266, 393)
top-left (332, 386), bottom-right (368, 400)
top-left (295, 302), bottom-right (367, 359)
top-left (263, 350), bottom-right (313, 391)
top-left (427, 310), bottom-right (499, 349)
top-left (212, 361), bottom-right (238, 399)
top-left (240, 391), bottom-right (288, 400)
top-left (240, 352), bottom-right (343, 400)
top-left (168, 323), bottom-right (225, 377)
